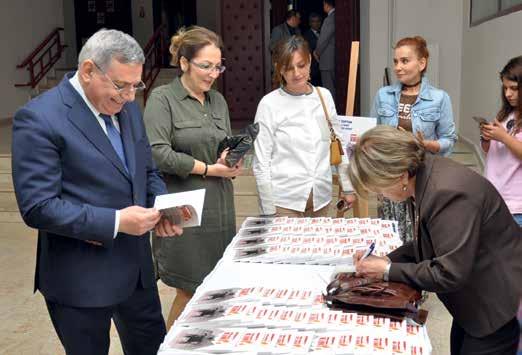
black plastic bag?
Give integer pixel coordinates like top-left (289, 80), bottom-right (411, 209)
top-left (217, 122), bottom-right (259, 167)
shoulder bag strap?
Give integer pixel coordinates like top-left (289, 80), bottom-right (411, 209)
top-left (315, 87), bottom-right (337, 139)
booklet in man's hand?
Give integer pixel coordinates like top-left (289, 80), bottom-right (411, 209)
top-left (154, 189), bottom-right (205, 227)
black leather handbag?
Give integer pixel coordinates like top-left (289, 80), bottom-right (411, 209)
top-left (217, 122), bottom-right (259, 167)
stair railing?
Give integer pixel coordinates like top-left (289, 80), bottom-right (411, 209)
top-left (15, 27), bottom-right (67, 89)
top-left (142, 25), bottom-right (167, 105)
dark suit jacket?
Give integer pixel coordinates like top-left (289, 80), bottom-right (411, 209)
top-left (303, 29), bottom-right (321, 85)
top-left (269, 22), bottom-right (301, 52)
top-left (388, 154), bottom-right (522, 337)
top-left (316, 9), bottom-right (335, 71)
top-left (12, 73), bottom-right (167, 308)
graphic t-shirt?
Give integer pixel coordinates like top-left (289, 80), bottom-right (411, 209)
top-left (397, 94), bottom-right (417, 132)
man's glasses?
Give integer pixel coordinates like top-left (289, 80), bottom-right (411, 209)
top-left (92, 60), bottom-right (146, 94)
top-left (190, 60), bottom-right (226, 74)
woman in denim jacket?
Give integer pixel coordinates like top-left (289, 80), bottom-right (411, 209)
top-left (371, 36), bottom-right (456, 242)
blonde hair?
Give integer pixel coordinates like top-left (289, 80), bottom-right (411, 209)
top-left (347, 126), bottom-right (425, 198)
top-left (169, 26), bottom-right (223, 67)
top-left (272, 35), bottom-right (311, 86)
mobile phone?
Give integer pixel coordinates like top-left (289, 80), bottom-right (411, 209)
top-left (472, 116), bottom-right (489, 125)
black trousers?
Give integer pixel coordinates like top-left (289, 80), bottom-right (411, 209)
top-left (46, 283), bottom-right (166, 355)
top-left (450, 318), bottom-right (519, 355)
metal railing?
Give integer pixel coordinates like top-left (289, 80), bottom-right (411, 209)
top-left (15, 27), bottom-right (67, 88)
top-left (142, 25), bottom-right (166, 105)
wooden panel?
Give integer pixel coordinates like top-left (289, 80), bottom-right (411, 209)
top-left (335, 0), bottom-right (360, 115)
top-left (221, 0), bottom-right (266, 129)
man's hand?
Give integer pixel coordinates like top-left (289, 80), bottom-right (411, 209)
top-left (354, 254), bottom-right (391, 279)
top-left (481, 119), bottom-right (510, 143)
top-left (119, 206), bottom-right (161, 236)
top-left (313, 50), bottom-right (320, 61)
top-left (155, 217), bottom-right (183, 237)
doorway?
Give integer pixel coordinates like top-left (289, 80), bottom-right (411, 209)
top-left (152, 0), bottom-right (197, 66)
top-left (74, 0), bottom-right (133, 53)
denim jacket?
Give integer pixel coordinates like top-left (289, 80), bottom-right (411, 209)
top-left (370, 76), bottom-right (456, 156)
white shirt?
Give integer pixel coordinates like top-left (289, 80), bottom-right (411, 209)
top-left (253, 86), bottom-right (344, 214)
top-left (69, 72), bottom-right (121, 238)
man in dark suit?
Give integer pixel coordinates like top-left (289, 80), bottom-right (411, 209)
top-left (12, 29), bottom-right (182, 355)
top-left (315, 0), bottom-right (336, 98)
top-left (303, 12), bottom-right (322, 86)
top-left (269, 10), bottom-right (301, 52)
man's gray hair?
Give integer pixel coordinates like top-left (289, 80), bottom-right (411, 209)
top-left (78, 29), bottom-right (145, 70)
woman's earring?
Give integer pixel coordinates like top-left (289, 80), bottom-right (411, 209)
top-left (402, 185), bottom-right (407, 191)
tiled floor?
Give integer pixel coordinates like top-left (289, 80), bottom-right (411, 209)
top-left (0, 118), bottom-right (478, 354)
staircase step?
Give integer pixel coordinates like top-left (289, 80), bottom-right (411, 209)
top-left (155, 68), bottom-right (179, 79)
top-left (232, 176), bottom-right (258, 195)
top-left (0, 192), bottom-right (19, 212)
top-left (0, 174), bottom-right (13, 191)
top-left (234, 194), bottom-right (259, 216)
top-left (0, 212), bottom-right (23, 223)
top-left (452, 140), bottom-right (470, 154)
top-left (151, 78), bottom-right (172, 88)
top-left (0, 157), bottom-right (12, 172)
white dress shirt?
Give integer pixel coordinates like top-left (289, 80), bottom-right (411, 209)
top-left (69, 72), bottom-right (121, 238)
top-left (253, 86), bottom-right (343, 215)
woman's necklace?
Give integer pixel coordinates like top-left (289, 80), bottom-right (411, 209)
top-left (282, 83), bottom-right (313, 96)
top-left (402, 79), bottom-right (421, 95)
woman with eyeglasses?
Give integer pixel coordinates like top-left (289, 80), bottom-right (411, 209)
top-left (481, 56), bottom-right (522, 227)
top-left (349, 126), bottom-right (522, 355)
top-left (143, 26), bottom-right (240, 328)
top-left (253, 35), bottom-right (355, 218)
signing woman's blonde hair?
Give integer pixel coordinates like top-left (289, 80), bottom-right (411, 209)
top-left (348, 125), bottom-right (522, 354)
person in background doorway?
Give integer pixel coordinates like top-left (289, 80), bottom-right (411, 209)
top-left (303, 12), bottom-right (322, 86)
top-left (370, 35), bottom-right (456, 243)
top-left (269, 10), bottom-right (301, 52)
top-left (314, 0), bottom-right (336, 98)
top-left (143, 26), bottom-right (241, 329)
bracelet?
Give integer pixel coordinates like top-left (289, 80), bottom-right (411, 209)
top-left (202, 163), bottom-right (208, 178)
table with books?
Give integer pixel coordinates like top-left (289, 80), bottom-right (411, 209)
top-left (157, 216), bottom-right (432, 355)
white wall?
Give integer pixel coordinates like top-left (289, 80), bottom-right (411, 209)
top-left (360, 0), bottom-right (463, 131)
top-left (392, 0), bottom-right (463, 130)
top-left (0, 0), bottom-right (64, 119)
top-left (459, 0), bottom-right (522, 147)
top-left (360, 0), bottom-right (393, 116)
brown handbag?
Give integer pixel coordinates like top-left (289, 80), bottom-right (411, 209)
top-left (325, 273), bottom-right (428, 324)
top-left (316, 87), bottom-right (344, 166)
